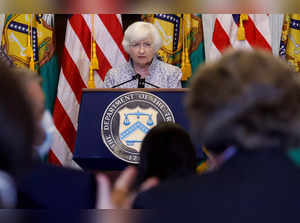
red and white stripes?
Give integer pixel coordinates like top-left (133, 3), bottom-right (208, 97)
top-left (49, 14), bottom-right (128, 167)
top-left (209, 14), bottom-right (272, 60)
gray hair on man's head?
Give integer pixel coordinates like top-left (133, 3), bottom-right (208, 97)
top-left (122, 21), bottom-right (162, 53)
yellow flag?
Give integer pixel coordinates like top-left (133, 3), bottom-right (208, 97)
top-left (143, 14), bottom-right (204, 82)
top-left (280, 14), bottom-right (300, 72)
top-left (1, 14), bottom-right (53, 71)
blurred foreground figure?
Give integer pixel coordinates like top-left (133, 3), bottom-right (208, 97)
top-left (96, 123), bottom-right (197, 209)
top-left (133, 122), bottom-right (196, 189)
top-left (11, 68), bottom-right (54, 161)
top-left (131, 49), bottom-right (300, 221)
top-left (0, 65), bottom-right (97, 209)
top-left (0, 61), bottom-right (35, 208)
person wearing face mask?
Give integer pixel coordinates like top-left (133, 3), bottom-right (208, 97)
top-left (34, 110), bottom-right (55, 161)
top-left (0, 61), bottom-right (35, 208)
top-left (104, 21), bottom-right (182, 88)
top-left (11, 67), bottom-right (97, 209)
top-left (16, 71), bottom-right (54, 161)
top-left (0, 45), bottom-right (53, 161)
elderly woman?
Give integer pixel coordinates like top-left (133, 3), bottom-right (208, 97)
top-left (103, 21), bottom-right (182, 88)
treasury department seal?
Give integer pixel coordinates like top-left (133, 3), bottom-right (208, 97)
top-left (101, 91), bottom-right (175, 164)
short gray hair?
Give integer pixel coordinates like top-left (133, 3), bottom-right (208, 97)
top-left (122, 21), bottom-right (162, 53)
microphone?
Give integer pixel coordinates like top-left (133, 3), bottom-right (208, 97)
top-left (137, 74), bottom-right (145, 88)
top-left (137, 74), bottom-right (160, 88)
top-left (111, 74), bottom-right (139, 88)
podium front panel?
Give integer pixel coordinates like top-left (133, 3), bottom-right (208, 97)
top-left (74, 89), bottom-right (192, 171)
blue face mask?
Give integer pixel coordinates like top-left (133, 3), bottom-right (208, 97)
top-left (34, 110), bottom-right (55, 160)
top-left (0, 170), bottom-right (16, 208)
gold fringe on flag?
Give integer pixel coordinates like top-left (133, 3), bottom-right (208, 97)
top-left (25, 14), bottom-right (35, 71)
top-left (180, 14), bottom-right (192, 81)
top-left (237, 14), bottom-right (248, 41)
top-left (88, 14), bottom-right (98, 88)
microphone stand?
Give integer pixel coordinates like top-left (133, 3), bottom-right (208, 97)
top-left (112, 74), bottom-right (139, 88)
top-left (111, 73), bottom-right (160, 89)
top-left (144, 81), bottom-right (160, 88)
top-left (137, 74), bottom-right (160, 88)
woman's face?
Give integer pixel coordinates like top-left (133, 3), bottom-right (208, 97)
top-left (128, 37), bottom-right (155, 68)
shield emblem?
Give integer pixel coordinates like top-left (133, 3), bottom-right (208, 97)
top-left (3, 14), bottom-right (54, 68)
top-left (118, 106), bottom-right (158, 152)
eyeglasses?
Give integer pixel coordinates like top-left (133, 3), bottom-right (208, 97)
top-left (129, 42), bottom-right (152, 49)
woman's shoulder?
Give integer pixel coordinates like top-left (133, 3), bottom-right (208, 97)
top-left (157, 60), bottom-right (182, 74)
top-left (106, 62), bottom-right (134, 81)
top-left (107, 62), bottom-right (130, 75)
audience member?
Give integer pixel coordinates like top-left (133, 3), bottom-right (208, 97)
top-left (13, 68), bottom-right (54, 161)
top-left (132, 49), bottom-right (300, 220)
top-left (97, 122), bottom-right (197, 209)
top-left (133, 122), bottom-right (197, 189)
top-left (0, 64), bottom-right (97, 208)
top-left (97, 49), bottom-right (300, 221)
top-left (0, 61), bottom-right (35, 208)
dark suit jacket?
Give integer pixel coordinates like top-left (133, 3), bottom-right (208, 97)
top-left (133, 149), bottom-right (300, 222)
top-left (17, 163), bottom-right (97, 209)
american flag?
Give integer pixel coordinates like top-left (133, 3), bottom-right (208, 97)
top-left (209, 14), bottom-right (272, 60)
top-left (48, 14), bottom-right (128, 167)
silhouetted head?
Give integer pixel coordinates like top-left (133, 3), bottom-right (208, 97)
top-left (186, 49), bottom-right (300, 153)
top-left (0, 62), bottom-right (35, 176)
top-left (134, 122), bottom-right (197, 188)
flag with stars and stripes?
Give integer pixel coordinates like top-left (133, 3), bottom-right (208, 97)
top-left (209, 14), bottom-right (272, 60)
top-left (48, 14), bottom-right (128, 167)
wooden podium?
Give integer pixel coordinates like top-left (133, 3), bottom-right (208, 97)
top-left (73, 88), bottom-right (202, 171)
